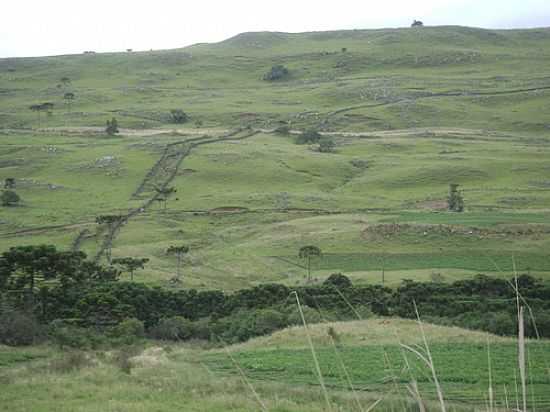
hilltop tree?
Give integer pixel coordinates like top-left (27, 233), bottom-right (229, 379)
top-left (63, 92), bottom-right (75, 114)
top-left (112, 257), bottom-right (149, 281)
top-left (4, 178), bottom-right (16, 189)
top-left (1, 190), bottom-right (20, 207)
top-left (166, 245), bottom-right (189, 282)
top-left (263, 65), bottom-right (289, 81)
top-left (169, 109), bottom-right (188, 124)
top-left (298, 245), bottom-right (321, 282)
top-left (411, 20), bottom-right (424, 27)
top-left (105, 118), bottom-right (119, 136)
top-left (447, 183), bottom-right (464, 212)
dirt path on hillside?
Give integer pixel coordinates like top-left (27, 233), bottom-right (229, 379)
top-left (2, 125), bottom-right (533, 142)
top-left (0, 222), bottom-right (94, 238)
top-left (0, 127), bottom-right (231, 138)
top-left (325, 85), bottom-right (550, 117)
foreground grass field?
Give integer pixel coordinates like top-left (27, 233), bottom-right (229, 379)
top-left (1, 319), bottom-right (548, 411)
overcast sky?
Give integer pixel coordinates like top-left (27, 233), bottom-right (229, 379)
top-left (1, 0), bottom-right (549, 58)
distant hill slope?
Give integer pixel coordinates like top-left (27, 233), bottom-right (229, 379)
top-left (1, 26), bottom-right (550, 133)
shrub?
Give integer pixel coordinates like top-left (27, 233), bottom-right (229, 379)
top-left (213, 309), bottom-right (288, 343)
top-left (110, 318), bottom-right (145, 345)
top-left (253, 308), bottom-right (287, 335)
top-left (148, 316), bottom-right (194, 341)
top-left (112, 347), bottom-right (141, 374)
top-left (49, 320), bottom-right (104, 349)
top-left (286, 306), bottom-right (323, 326)
top-left (1, 190), bottom-right (20, 207)
top-left (105, 118), bottom-right (119, 135)
top-left (327, 326), bottom-right (341, 345)
top-left (296, 129), bottom-right (321, 145)
top-left (323, 273), bottom-right (352, 289)
top-left (169, 109), bottom-right (188, 124)
top-left (263, 65), bottom-right (289, 81)
top-left (274, 125), bottom-right (290, 135)
top-left (49, 351), bottom-right (92, 373)
top-left (0, 311), bottom-right (44, 346)
top-left (318, 138), bottom-right (335, 153)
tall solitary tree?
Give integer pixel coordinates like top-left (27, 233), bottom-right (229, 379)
top-left (96, 215), bottom-right (125, 263)
top-left (447, 183), bottom-right (464, 212)
top-left (166, 245), bottom-right (189, 282)
top-left (112, 257), bottom-right (149, 281)
top-left (154, 186), bottom-right (177, 210)
top-left (298, 245), bottom-right (322, 282)
top-left (63, 92), bottom-right (75, 114)
top-left (29, 103), bottom-right (47, 128)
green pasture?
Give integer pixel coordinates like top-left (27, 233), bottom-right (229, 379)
top-left (203, 342), bottom-right (550, 409)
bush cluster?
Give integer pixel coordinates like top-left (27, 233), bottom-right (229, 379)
top-left (2, 245), bottom-right (550, 348)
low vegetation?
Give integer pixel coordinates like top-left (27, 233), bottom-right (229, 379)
top-left (263, 64), bottom-right (289, 81)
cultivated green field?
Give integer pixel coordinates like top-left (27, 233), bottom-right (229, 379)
top-left (203, 319), bottom-right (550, 410)
top-left (1, 318), bottom-right (548, 411)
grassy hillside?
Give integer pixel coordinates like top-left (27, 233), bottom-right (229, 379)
top-left (1, 26), bottom-right (550, 289)
top-left (2, 26), bottom-right (550, 133)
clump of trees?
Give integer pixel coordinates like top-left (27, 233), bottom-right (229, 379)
top-left (263, 65), bottom-right (290, 81)
top-left (296, 129), bottom-right (322, 145)
top-left (105, 118), bottom-right (119, 135)
top-left (1, 190), bottom-right (20, 207)
top-left (2, 244), bottom-right (550, 348)
top-left (447, 183), bottom-right (464, 212)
